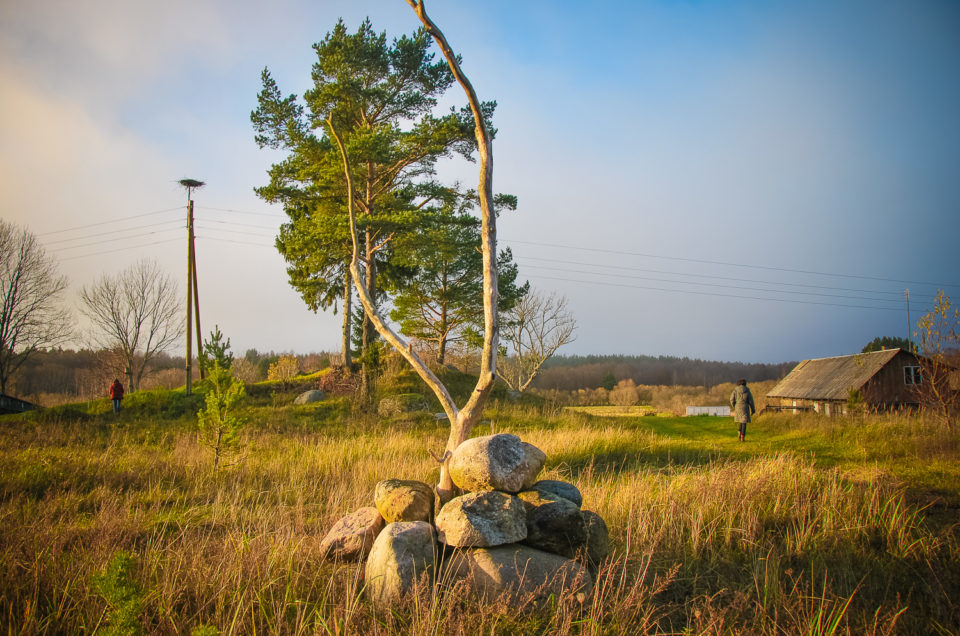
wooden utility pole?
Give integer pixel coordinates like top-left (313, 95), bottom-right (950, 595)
top-left (179, 179), bottom-right (205, 394)
top-left (905, 288), bottom-right (912, 351)
top-left (192, 221), bottom-right (204, 379)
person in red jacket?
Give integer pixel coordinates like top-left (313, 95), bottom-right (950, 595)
top-left (109, 379), bottom-right (125, 413)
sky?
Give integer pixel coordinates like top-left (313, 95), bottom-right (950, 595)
top-left (1, 0), bottom-right (958, 364)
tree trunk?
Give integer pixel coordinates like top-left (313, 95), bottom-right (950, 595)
top-left (341, 268), bottom-right (352, 368)
top-left (360, 228), bottom-right (377, 401)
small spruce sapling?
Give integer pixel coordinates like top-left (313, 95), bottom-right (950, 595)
top-left (199, 324), bottom-right (232, 374)
top-left (197, 361), bottom-right (245, 469)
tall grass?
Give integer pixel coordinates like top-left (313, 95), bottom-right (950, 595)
top-left (0, 399), bottom-right (957, 633)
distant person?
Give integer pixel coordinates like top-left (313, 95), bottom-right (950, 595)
top-left (730, 379), bottom-right (755, 442)
top-left (109, 379), bottom-right (125, 413)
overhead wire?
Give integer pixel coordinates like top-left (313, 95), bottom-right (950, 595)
top-left (50, 227), bottom-right (183, 253)
top-left (57, 237), bottom-right (183, 262)
top-left (31, 204), bottom-right (942, 313)
top-left (526, 273), bottom-right (904, 312)
top-left (38, 206), bottom-right (183, 236)
top-left (519, 255), bottom-right (938, 301)
top-left (44, 218), bottom-right (184, 246)
top-left (518, 262), bottom-right (912, 305)
top-left (506, 238), bottom-right (958, 289)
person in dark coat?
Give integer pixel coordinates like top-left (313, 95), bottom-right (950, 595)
top-left (109, 379), bottom-right (125, 413)
top-left (730, 379), bottom-right (755, 442)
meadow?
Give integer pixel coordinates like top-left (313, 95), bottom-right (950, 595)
top-left (0, 380), bottom-right (958, 634)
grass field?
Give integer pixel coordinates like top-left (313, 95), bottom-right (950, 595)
top-left (1, 385), bottom-right (958, 634)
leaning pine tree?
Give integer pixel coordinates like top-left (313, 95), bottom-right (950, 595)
top-left (328, 0), bottom-right (500, 503)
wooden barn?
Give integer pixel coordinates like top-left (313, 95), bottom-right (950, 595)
top-left (0, 393), bottom-right (37, 416)
top-left (766, 348), bottom-right (921, 416)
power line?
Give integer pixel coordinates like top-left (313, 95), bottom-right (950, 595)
top-left (38, 206), bottom-right (183, 236)
top-left (195, 205), bottom-right (284, 219)
top-left (507, 238), bottom-right (959, 289)
top-left (50, 227), bottom-right (182, 252)
top-left (520, 255), bottom-right (938, 301)
top-left (526, 273), bottom-right (903, 312)
top-left (57, 237), bottom-right (183, 262)
top-left (194, 224), bottom-right (276, 239)
top-left (195, 218), bottom-right (280, 231)
top-left (196, 236), bottom-right (275, 248)
top-left (44, 218), bottom-right (184, 246)
top-left (518, 262), bottom-right (909, 305)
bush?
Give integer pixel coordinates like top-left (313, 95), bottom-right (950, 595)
top-left (267, 355), bottom-right (299, 384)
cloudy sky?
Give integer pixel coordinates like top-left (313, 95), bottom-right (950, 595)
top-left (2, 0), bottom-right (958, 364)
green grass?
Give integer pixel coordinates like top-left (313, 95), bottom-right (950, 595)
top-left (0, 388), bottom-right (958, 634)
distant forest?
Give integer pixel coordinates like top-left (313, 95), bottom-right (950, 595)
top-left (533, 355), bottom-right (796, 391)
top-left (8, 348), bottom-right (797, 404)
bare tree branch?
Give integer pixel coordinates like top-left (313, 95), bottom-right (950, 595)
top-left (500, 290), bottom-right (577, 392)
top-left (79, 259), bottom-right (182, 392)
top-left (0, 221), bottom-right (72, 394)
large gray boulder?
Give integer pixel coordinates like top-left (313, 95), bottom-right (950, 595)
top-left (448, 434), bottom-right (546, 493)
top-left (374, 479), bottom-right (434, 524)
top-left (529, 479), bottom-right (583, 508)
top-left (435, 491), bottom-right (527, 547)
top-left (318, 506), bottom-right (384, 561)
top-left (444, 544), bottom-right (593, 605)
top-left (293, 389), bottom-right (325, 405)
top-left (364, 521), bottom-right (437, 608)
top-left (581, 510), bottom-right (611, 566)
top-left (517, 490), bottom-right (588, 557)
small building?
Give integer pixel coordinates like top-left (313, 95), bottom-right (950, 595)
top-left (766, 348), bottom-right (921, 416)
top-left (0, 393), bottom-right (37, 415)
top-left (685, 405), bottom-right (731, 416)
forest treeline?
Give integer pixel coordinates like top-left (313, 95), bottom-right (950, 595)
top-left (533, 354), bottom-right (796, 391)
top-left (10, 348), bottom-right (795, 406)
top-left (9, 349), bottom-right (334, 405)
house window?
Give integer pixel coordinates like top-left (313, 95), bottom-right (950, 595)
top-left (904, 366), bottom-right (922, 386)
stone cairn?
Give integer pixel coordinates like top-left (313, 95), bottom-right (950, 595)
top-left (318, 433), bottom-right (610, 608)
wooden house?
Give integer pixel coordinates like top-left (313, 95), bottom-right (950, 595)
top-left (0, 393), bottom-right (37, 415)
top-left (765, 348), bottom-right (921, 416)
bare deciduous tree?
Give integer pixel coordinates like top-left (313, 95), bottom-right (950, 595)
top-left (916, 290), bottom-right (960, 428)
top-left (79, 259), bottom-right (182, 392)
top-left (0, 220), bottom-right (72, 394)
top-left (609, 379), bottom-right (640, 410)
top-left (500, 290), bottom-right (577, 393)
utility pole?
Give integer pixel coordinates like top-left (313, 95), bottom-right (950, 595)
top-left (905, 288), bottom-right (912, 351)
top-left (179, 179), bottom-right (205, 394)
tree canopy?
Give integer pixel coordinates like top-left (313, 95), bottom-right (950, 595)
top-left (390, 188), bottom-right (526, 364)
top-left (251, 19), bottom-right (492, 373)
top-left (862, 336), bottom-right (915, 353)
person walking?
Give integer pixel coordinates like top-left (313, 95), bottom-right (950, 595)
top-left (730, 379), bottom-right (755, 442)
top-left (109, 378), bottom-right (125, 413)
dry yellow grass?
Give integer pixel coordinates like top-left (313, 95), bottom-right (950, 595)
top-left (0, 400), bottom-right (957, 634)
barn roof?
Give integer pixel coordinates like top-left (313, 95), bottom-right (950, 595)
top-left (766, 349), bottom-right (903, 401)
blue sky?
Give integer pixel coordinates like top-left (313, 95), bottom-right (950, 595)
top-left (1, 0), bottom-right (958, 364)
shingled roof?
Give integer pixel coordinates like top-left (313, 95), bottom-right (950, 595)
top-left (766, 349), bottom-right (902, 401)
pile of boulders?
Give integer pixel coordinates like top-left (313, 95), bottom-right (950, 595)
top-left (318, 433), bottom-right (610, 608)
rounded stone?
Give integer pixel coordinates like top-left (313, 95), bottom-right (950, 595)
top-left (448, 434), bottom-right (546, 493)
top-left (530, 479), bottom-right (583, 508)
top-left (374, 479), bottom-right (435, 523)
top-left (365, 521), bottom-right (436, 608)
top-left (318, 506), bottom-right (384, 561)
top-left (435, 491), bottom-right (527, 547)
top-left (517, 490), bottom-right (588, 557)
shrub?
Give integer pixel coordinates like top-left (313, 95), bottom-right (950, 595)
top-left (267, 354), bottom-right (299, 384)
